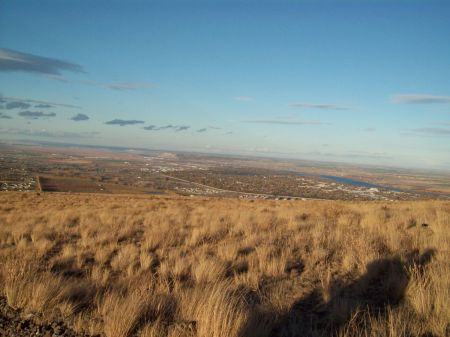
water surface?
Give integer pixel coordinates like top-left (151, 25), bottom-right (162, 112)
top-left (320, 175), bottom-right (383, 188)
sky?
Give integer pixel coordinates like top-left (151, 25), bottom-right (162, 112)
top-left (1, 0), bottom-right (450, 170)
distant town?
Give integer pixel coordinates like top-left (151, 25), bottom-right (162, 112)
top-left (1, 142), bottom-right (449, 201)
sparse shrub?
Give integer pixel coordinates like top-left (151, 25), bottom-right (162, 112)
top-left (3, 254), bottom-right (39, 309)
top-left (192, 257), bottom-right (229, 284)
top-left (110, 244), bottom-right (139, 272)
top-left (100, 290), bottom-right (150, 337)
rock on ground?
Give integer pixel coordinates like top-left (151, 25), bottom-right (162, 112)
top-left (0, 297), bottom-right (88, 337)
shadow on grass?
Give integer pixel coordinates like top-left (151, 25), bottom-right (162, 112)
top-left (271, 249), bottom-right (436, 337)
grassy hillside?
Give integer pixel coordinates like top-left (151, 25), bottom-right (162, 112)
top-left (0, 192), bottom-right (449, 337)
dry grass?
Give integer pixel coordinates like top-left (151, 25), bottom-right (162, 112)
top-left (0, 192), bottom-right (449, 337)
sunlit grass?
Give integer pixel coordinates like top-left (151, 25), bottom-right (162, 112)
top-left (0, 192), bottom-right (448, 337)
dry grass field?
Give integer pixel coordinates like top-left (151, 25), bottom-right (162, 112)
top-left (0, 192), bottom-right (449, 337)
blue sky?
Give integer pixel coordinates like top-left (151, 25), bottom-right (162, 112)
top-left (1, 0), bottom-right (449, 170)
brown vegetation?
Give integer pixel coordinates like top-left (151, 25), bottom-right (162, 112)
top-left (0, 192), bottom-right (449, 337)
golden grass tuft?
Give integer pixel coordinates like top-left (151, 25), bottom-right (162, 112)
top-left (0, 192), bottom-right (448, 337)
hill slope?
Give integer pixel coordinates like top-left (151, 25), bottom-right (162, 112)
top-left (0, 192), bottom-right (449, 337)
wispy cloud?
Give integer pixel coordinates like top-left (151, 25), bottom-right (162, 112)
top-left (105, 82), bottom-right (153, 91)
top-left (5, 101), bottom-right (31, 110)
top-left (143, 124), bottom-right (191, 131)
top-left (105, 119), bottom-right (145, 126)
top-left (34, 104), bottom-right (53, 109)
top-left (244, 119), bottom-right (330, 125)
top-left (44, 70), bottom-right (154, 92)
top-left (71, 113), bottom-right (89, 121)
top-left (0, 112), bottom-right (12, 119)
top-left (341, 151), bottom-right (393, 160)
top-left (0, 48), bottom-right (84, 75)
top-left (362, 127), bottom-right (376, 132)
top-left (79, 80), bottom-right (154, 91)
top-left (18, 111), bottom-right (56, 119)
top-left (391, 94), bottom-right (450, 104)
top-left (0, 127), bottom-right (99, 139)
top-left (290, 103), bottom-right (351, 110)
top-left (196, 128), bottom-right (207, 133)
top-left (233, 96), bottom-right (253, 102)
top-left (1, 95), bottom-right (80, 109)
top-left (303, 150), bottom-right (393, 160)
top-left (46, 75), bottom-right (71, 83)
top-left (157, 124), bottom-right (174, 130)
top-left (175, 125), bottom-right (190, 132)
top-left (406, 127), bottom-right (450, 136)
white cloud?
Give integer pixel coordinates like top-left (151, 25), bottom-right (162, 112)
top-left (391, 94), bottom-right (450, 104)
top-left (0, 48), bottom-right (84, 75)
top-left (290, 103), bottom-right (351, 110)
